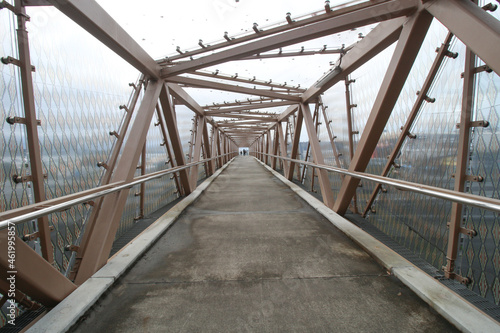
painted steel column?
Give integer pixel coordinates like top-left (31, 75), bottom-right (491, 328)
top-left (155, 105), bottom-right (183, 196)
top-left (344, 77), bottom-right (359, 214)
top-left (74, 80), bottom-right (162, 284)
top-left (137, 142), bottom-right (146, 219)
top-left (287, 110), bottom-right (303, 181)
top-left (202, 121), bottom-right (214, 176)
top-left (300, 104), bottom-right (335, 207)
top-left (159, 84), bottom-right (192, 196)
top-left (277, 122), bottom-right (290, 176)
top-left (271, 128), bottom-right (280, 170)
top-left (189, 115), bottom-right (205, 188)
top-left (265, 130), bottom-right (270, 165)
top-left (362, 32), bottom-right (455, 217)
top-left (444, 45), bottom-right (477, 282)
top-left (333, 10), bottom-right (433, 215)
top-left (14, 1), bottom-right (53, 262)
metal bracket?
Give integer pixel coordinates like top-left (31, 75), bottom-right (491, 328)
top-left (446, 222), bottom-right (478, 238)
top-left (435, 46), bottom-right (458, 59)
top-left (97, 161), bottom-right (108, 169)
top-left (416, 90), bottom-right (435, 103)
top-left (456, 120), bottom-right (489, 129)
top-left (109, 130), bottom-right (119, 139)
top-left (134, 192), bottom-right (141, 197)
top-left (450, 174), bottom-right (484, 182)
top-left (64, 244), bottom-right (80, 252)
top-left (1, 56), bottom-right (35, 71)
top-left (22, 226), bottom-right (54, 242)
top-left (119, 105), bottom-right (129, 112)
top-left (442, 267), bottom-right (471, 285)
top-left (12, 173), bottom-right (47, 184)
top-left (461, 65), bottom-right (493, 78)
top-left (6, 116), bottom-right (41, 126)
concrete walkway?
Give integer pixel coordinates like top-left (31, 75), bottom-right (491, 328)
top-left (71, 156), bottom-right (456, 332)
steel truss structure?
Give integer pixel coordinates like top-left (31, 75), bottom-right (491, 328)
top-left (0, 0), bottom-right (500, 322)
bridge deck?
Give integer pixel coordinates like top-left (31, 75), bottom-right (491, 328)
top-left (71, 157), bottom-right (456, 332)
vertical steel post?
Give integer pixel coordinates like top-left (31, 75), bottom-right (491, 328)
top-left (189, 115), bottom-right (205, 188)
top-left (14, 0), bottom-right (53, 262)
top-left (277, 122), bottom-right (290, 175)
top-left (159, 85), bottom-right (192, 195)
top-left (344, 77), bottom-right (359, 214)
top-left (444, 45), bottom-right (477, 283)
top-left (138, 141), bottom-right (146, 219)
top-left (287, 110), bottom-right (304, 181)
top-left (202, 121), bottom-right (214, 176)
top-left (271, 128), bottom-right (280, 170)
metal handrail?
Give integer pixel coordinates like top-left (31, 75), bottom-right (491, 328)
top-left (258, 153), bottom-right (500, 213)
top-left (0, 153), bottom-right (236, 230)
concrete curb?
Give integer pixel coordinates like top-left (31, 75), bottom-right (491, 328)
top-left (257, 158), bottom-right (500, 333)
top-left (27, 158), bottom-right (235, 333)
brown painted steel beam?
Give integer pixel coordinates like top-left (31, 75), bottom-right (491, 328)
top-left (362, 32), bottom-right (454, 217)
top-left (302, 17), bottom-right (406, 103)
top-left (202, 121), bottom-right (214, 176)
top-left (344, 77), bottom-right (359, 214)
top-left (301, 104), bottom-right (335, 207)
top-left (277, 122), bottom-right (290, 176)
top-left (277, 104), bottom-right (300, 122)
top-left (444, 45), bottom-right (477, 283)
top-left (205, 101), bottom-right (294, 114)
top-left (167, 83), bottom-right (205, 116)
top-left (192, 71), bottom-right (304, 93)
top-left (167, 76), bottom-right (301, 102)
top-left (14, 1), bottom-right (53, 262)
top-left (74, 81), bottom-right (162, 284)
top-left (203, 97), bottom-right (276, 108)
top-left (425, 0), bottom-right (500, 76)
top-left (158, 0), bottom-right (402, 65)
top-left (333, 10), bottom-right (433, 215)
top-left (161, 0), bottom-right (417, 77)
top-left (46, 0), bottom-right (160, 79)
top-left (0, 231), bottom-right (76, 307)
top-left (160, 85), bottom-right (192, 195)
top-left (189, 116), bottom-right (205, 188)
top-left (287, 110), bottom-right (303, 181)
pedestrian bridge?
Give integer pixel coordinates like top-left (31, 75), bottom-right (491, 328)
top-left (28, 157), bottom-right (494, 332)
top-left (2, 0), bottom-right (500, 332)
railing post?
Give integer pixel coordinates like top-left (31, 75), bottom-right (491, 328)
top-left (13, 0), bottom-right (53, 262)
top-left (444, 43), bottom-right (477, 284)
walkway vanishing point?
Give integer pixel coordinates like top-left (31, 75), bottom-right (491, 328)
top-left (33, 157), bottom-right (481, 332)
